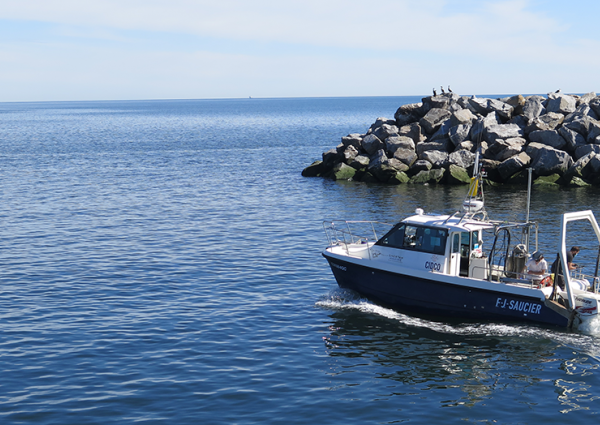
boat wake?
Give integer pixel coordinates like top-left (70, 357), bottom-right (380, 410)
top-left (317, 288), bottom-right (600, 359)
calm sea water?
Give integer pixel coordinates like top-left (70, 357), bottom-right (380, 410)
top-left (2, 96), bottom-right (600, 424)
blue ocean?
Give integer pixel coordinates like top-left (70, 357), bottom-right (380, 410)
top-left (2, 96), bottom-right (600, 424)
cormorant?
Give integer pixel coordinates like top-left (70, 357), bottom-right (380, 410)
top-left (440, 86), bottom-right (446, 94)
top-left (433, 88), bottom-right (437, 96)
top-left (448, 86), bottom-right (453, 93)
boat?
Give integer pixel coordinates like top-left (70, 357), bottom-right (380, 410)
top-left (322, 154), bottom-right (600, 329)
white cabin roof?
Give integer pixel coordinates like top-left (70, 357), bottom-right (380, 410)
top-left (401, 212), bottom-right (497, 233)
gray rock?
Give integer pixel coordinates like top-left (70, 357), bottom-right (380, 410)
top-left (529, 146), bottom-right (573, 176)
top-left (341, 133), bottom-right (362, 149)
top-left (394, 103), bottom-right (424, 126)
top-left (421, 150), bottom-right (449, 168)
top-left (409, 168), bottom-right (445, 184)
top-left (564, 116), bottom-right (597, 137)
top-left (564, 152), bottom-right (596, 181)
top-left (349, 154), bottom-right (370, 169)
top-left (487, 98), bottom-right (514, 120)
top-left (361, 133), bottom-right (385, 155)
top-left (587, 120), bottom-right (600, 143)
top-left (398, 122), bottom-right (425, 145)
top-left (446, 164), bottom-right (471, 184)
top-left (468, 97), bottom-right (491, 115)
top-left (322, 147), bottom-right (342, 170)
top-left (419, 108), bottom-right (452, 134)
top-left (393, 148), bottom-right (418, 167)
top-left (331, 163), bottom-right (356, 181)
top-left (370, 117), bottom-right (396, 131)
top-left (343, 145), bottom-right (359, 163)
top-left (523, 96), bottom-right (545, 121)
top-left (448, 149), bottom-right (476, 169)
top-left (498, 152), bottom-right (531, 181)
top-left (456, 140), bottom-right (475, 152)
top-left (487, 137), bottom-right (527, 162)
top-left (429, 119), bottom-right (453, 142)
top-left (372, 123), bottom-right (400, 141)
top-left (385, 135), bottom-right (415, 155)
top-left (590, 96), bottom-right (600, 118)
top-left (528, 130), bottom-right (567, 150)
top-left (485, 124), bottom-right (524, 144)
top-left (546, 93), bottom-right (577, 115)
top-left (526, 112), bottom-right (565, 133)
top-left (578, 92), bottom-right (597, 105)
top-left (448, 124), bottom-right (471, 146)
top-left (302, 160), bottom-right (323, 177)
top-left (416, 139), bottom-right (452, 157)
top-left (471, 113), bottom-right (501, 142)
top-left (559, 127), bottom-right (586, 152)
top-left (575, 144), bottom-right (600, 160)
top-left (423, 93), bottom-right (460, 110)
top-left (387, 171), bottom-right (410, 184)
top-left (450, 109), bottom-right (477, 127)
top-left (408, 159), bottom-right (432, 176)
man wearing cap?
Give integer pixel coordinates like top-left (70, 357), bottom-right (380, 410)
top-left (525, 251), bottom-right (548, 283)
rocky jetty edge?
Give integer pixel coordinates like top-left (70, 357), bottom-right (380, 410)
top-left (302, 91), bottom-right (600, 186)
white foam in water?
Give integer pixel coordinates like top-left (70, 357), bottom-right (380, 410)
top-left (316, 288), bottom-right (600, 352)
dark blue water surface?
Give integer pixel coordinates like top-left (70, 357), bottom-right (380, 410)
top-left (2, 96), bottom-right (600, 424)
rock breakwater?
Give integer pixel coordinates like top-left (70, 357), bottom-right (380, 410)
top-left (302, 91), bottom-right (600, 186)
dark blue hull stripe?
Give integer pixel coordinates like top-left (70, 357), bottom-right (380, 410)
top-left (323, 253), bottom-right (568, 327)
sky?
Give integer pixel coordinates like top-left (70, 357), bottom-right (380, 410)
top-left (0, 0), bottom-right (599, 102)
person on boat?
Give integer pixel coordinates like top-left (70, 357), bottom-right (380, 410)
top-left (551, 246), bottom-right (580, 290)
top-left (524, 251), bottom-right (548, 284)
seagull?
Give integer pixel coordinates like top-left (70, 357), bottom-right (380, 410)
top-left (440, 86), bottom-right (446, 94)
top-left (433, 88), bottom-right (437, 96)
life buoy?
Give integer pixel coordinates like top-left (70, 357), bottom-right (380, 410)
top-left (537, 275), bottom-right (553, 289)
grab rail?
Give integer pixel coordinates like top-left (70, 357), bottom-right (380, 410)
top-left (322, 220), bottom-right (393, 257)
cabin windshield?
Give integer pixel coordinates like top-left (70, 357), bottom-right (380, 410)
top-left (376, 223), bottom-right (448, 255)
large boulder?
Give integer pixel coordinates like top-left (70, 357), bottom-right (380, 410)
top-left (563, 152), bottom-right (596, 182)
top-left (529, 146), bottom-right (573, 176)
top-left (446, 164), bottom-right (471, 184)
top-left (448, 124), bottom-right (471, 147)
top-left (450, 108), bottom-right (477, 127)
top-left (448, 149), bottom-right (476, 169)
top-left (331, 163), bottom-right (357, 181)
top-left (393, 148), bottom-right (418, 167)
top-left (486, 137), bottom-right (526, 162)
top-left (498, 152), bottom-right (531, 180)
top-left (523, 96), bottom-right (545, 121)
top-left (485, 124), bottom-right (524, 144)
top-left (546, 93), bottom-right (577, 115)
top-left (349, 154), bottom-right (370, 169)
top-left (421, 150), bottom-right (449, 168)
top-left (471, 113), bottom-right (501, 142)
top-left (342, 145), bottom-right (359, 163)
top-left (394, 103), bottom-right (424, 126)
top-left (361, 133), bottom-right (385, 155)
top-left (398, 122), bottom-right (425, 145)
top-left (341, 133), bottom-right (363, 150)
top-left (416, 139), bottom-right (452, 156)
top-left (526, 112), bottom-right (565, 133)
top-left (409, 168), bottom-right (445, 184)
top-left (302, 160), bottom-right (324, 177)
top-left (419, 108), bottom-right (452, 134)
top-left (408, 159), bottom-right (432, 176)
top-left (558, 126), bottom-right (586, 152)
top-left (574, 144), bottom-right (600, 160)
top-left (372, 123), bottom-right (400, 141)
top-left (528, 130), bottom-right (567, 150)
top-left (385, 135), bottom-right (415, 155)
top-left (590, 96), bottom-right (600, 118)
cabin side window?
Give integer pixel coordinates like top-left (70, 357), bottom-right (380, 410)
top-left (376, 223), bottom-right (406, 249)
top-left (377, 224), bottom-right (447, 255)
